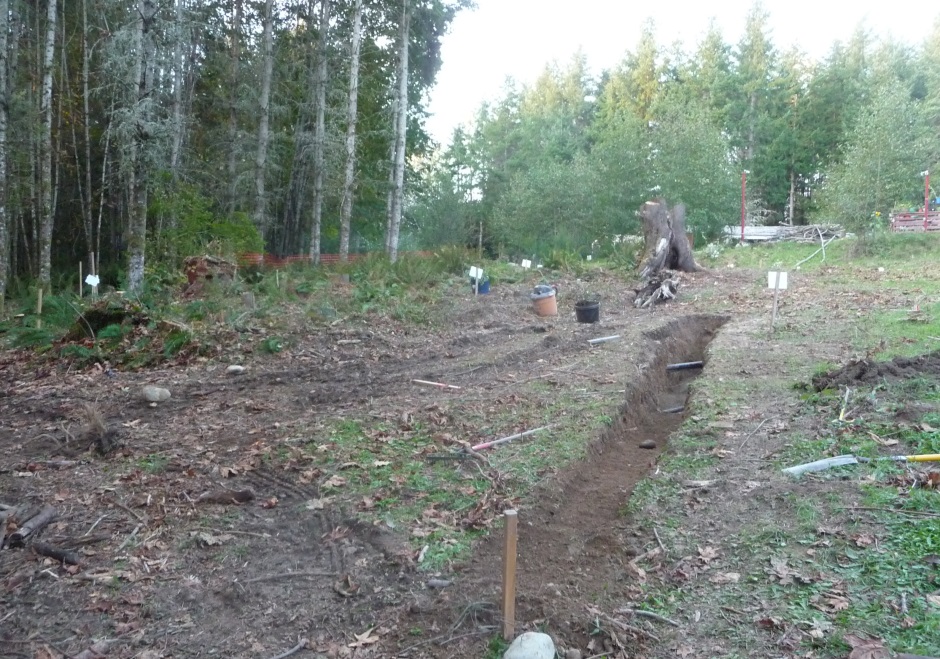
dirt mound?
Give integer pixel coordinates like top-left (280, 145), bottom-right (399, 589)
top-left (812, 351), bottom-right (940, 390)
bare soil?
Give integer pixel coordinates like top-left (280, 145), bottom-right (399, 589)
top-left (1, 261), bottom-right (935, 659)
top-left (812, 350), bottom-right (940, 390)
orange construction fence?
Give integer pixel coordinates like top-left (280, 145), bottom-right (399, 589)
top-left (236, 251), bottom-right (432, 268)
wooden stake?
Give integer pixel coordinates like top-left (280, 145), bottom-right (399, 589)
top-left (91, 251), bottom-right (98, 299)
top-left (36, 288), bottom-right (43, 330)
top-left (472, 425), bottom-right (550, 451)
top-left (502, 509), bottom-right (518, 641)
top-left (412, 379), bottom-right (461, 390)
top-left (770, 270), bottom-right (781, 333)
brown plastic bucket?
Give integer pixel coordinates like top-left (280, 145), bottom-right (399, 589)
top-left (531, 291), bottom-right (557, 316)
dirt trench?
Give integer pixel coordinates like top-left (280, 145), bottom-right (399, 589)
top-left (402, 314), bottom-right (728, 655)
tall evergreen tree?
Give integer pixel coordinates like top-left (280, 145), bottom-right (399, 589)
top-left (0, 0), bottom-right (9, 309)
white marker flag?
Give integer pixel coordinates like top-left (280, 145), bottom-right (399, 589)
top-left (767, 271), bottom-right (788, 290)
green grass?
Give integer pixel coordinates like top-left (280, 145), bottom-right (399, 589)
top-left (716, 240), bottom-right (851, 272)
top-left (621, 477), bottom-right (681, 518)
top-left (611, 237), bottom-right (940, 657)
top-left (851, 304), bottom-right (940, 359)
top-left (138, 454), bottom-right (169, 474)
top-left (294, 417), bottom-right (496, 571)
top-left (715, 234), bottom-right (940, 275)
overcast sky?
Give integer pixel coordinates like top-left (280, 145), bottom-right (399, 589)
top-left (425, 0), bottom-right (940, 144)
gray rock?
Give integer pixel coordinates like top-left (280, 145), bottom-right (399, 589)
top-left (639, 439), bottom-right (656, 449)
top-left (142, 386), bottom-right (171, 403)
top-left (565, 650), bottom-right (582, 659)
top-left (225, 365), bottom-right (246, 375)
top-left (503, 632), bottom-right (555, 659)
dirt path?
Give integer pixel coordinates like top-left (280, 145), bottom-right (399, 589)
top-left (5, 259), bottom-right (930, 659)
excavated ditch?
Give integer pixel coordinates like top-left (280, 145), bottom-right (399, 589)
top-left (410, 314), bottom-right (729, 654)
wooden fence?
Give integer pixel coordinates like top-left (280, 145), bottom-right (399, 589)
top-left (890, 211), bottom-right (940, 232)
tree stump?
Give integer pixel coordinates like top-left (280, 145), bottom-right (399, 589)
top-left (638, 200), bottom-right (699, 279)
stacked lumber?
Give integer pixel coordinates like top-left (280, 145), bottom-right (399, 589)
top-left (724, 224), bottom-right (845, 243)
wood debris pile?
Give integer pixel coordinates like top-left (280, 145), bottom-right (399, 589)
top-left (725, 224), bottom-right (845, 243)
top-left (634, 274), bottom-right (679, 308)
top-left (0, 504), bottom-right (81, 565)
top-left (184, 254), bottom-right (237, 294)
top-left (634, 199), bottom-right (697, 308)
top-left (768, 224), bottom-right (844, 242)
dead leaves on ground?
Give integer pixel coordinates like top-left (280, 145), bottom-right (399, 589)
top-left (191, 530), bottom-right (232, 547)
top-left (888, 468), bottom-right (940, 490)
top-left (844, 634), bottom-right (891, 659)
top-left (332, 574), bottom-right (359, 598)
top-left (810, 588), bottom-right (850, 614)
top-left (661, 545), bottom-right (745, 586)
top-left (347, 627), bottom-right (382, 648)
top-left (767, 557), bottom-right (814, 586)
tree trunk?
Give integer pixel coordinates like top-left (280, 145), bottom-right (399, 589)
top-left (339, 0), bottom-right (363, 261)
top-left (169, 0), bottom-right (185, 179)
top-left (309, 0), bottom-right (330, 264)
top-left (80, 0), bottom-right (94, 262)
top-left (127, 0), bottom-right (156, 293)
top-left (0, 0), bottom-right (9, 310)
top-left (38, 0), bottom-right (57, 290)
top-left (638, 199), bottom-right (699, 279)
top-left (787, 169), bottom-right (795, 225)
top-left (253, 0), bottom-right (274, 239)
top-left (746, 91), bottom-right (756, 161)
top-left (386, 0), bottom-right (410, 263)
top-left (384, 85), bottom-right (399, 252)
top-left (226, 0), bottom-right (242, 215)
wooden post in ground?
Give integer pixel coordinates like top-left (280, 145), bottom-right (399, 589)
top-left (770, 270), bottom-right (782, 333)
top-left (36, 288), bottom-right (44, 329)
top-left (502, 509), bottom-right (518, 641)
top-left (91, 252), bottom-right (98, 299)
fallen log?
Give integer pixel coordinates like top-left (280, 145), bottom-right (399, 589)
top-left (8, 505), bottom-right (57, 548)
top-left (32, 541), bottom-right (82, 565)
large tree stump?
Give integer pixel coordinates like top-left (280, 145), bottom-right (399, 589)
top-left (638, 200), bottom-right (699, 279)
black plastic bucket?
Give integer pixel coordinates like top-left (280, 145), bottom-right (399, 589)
top-left (575, 300), bottom-right (600, 323)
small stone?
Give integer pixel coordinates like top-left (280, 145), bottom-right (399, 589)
top-left (639, 439), bottom-right (656, 449)
top-left (565, 650), bottom-right (582, 659)
top-left (142, 386), bottom-right (171, 403)
top-left (503, 632), bottom-right (555, 659)
top-left (226, 365), bottom-right (246, 375)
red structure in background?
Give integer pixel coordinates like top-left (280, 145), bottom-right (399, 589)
top-left (925, 170), bottom-right (931, 231)
top-left (890, 211), bottom-right (940, 232)
top-left (889, 171), bottom-right (938, 232)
